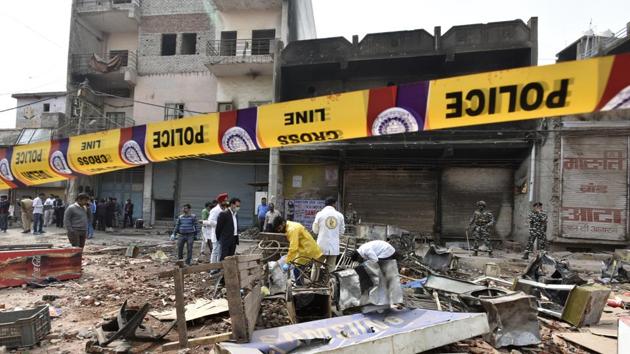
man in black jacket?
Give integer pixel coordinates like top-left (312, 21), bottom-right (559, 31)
top-left (215, 198), bottom-right (240, 261)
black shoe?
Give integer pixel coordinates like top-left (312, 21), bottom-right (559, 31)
top-left (22, 230), bottom-right (30, 233)
top-left (488, 251), bottom-right (493, 258)
top-left (473, 250), bottom-right (478, 257)
top-left (522, 252), bottom-right (529, 260)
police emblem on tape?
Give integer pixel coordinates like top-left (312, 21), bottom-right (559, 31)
top-left (372, 107), bottom-right (419, 136)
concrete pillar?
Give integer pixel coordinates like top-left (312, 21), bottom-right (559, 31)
top-left (269, 38), bottom-right (284, 211)
top-left (434, 26), bottom-right (441, 51)
top-left (527, 17), bottom-right (538, 65)
top-left (142, 163), bottom-right (153, 225)
top-left (267, 148), bottom-right (283, 212)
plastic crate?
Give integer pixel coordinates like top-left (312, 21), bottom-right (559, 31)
top-left (0, 305), bottom-right (51, 349)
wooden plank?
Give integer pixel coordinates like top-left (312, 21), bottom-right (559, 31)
top-left (239, 261), bottom-right (261, 270)
top-left (0, 243), bottom-right (53, 250)
top-left (162, 332), bottom-right (232, 351)
top-left (182, 262), bottom-right (223, 275)
top-left (173, 266), bottom-right (188, 349)
top-left (239, 267), bottom-right (262, 284)
top-left (240, 273), bottom-right (261, 289)
top-left (243, 283), bottom-right (262, 337)
top-left (223, 257), bottom-right (248, 343)
top-left (237, 254), bottom-right (262, 263)
top-left (158, 262), bottom-right (223, 278)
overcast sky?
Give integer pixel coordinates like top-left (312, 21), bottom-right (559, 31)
top-left (0, 0), bottom-right (628, 129)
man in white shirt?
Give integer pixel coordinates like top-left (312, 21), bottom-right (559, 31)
top-left (43, 194), bottom-right (55, 227)
top-left (353, 240), bottom-right (398, 263)
top-left (311, 197), bottom-right (345, 281)
top-left (203, 193), bottom-right (228, 265)
top-left (32, 193), bottom-right (45, 234)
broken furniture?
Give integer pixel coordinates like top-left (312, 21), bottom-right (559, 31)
top-left (420, 244), bottom-right (456, 272)
top-left (561, 284), bottom-right (611, 327)
top-left (331, 259), bottom-right (404, 314)
top-left (0, 305), bottom-right (50, 349)
top-left (0, 246), bottom-right (82, 288)
top-left (215, 308), bottom-right (489, 354)
top-left (157, 254), bottom-right (264, 350)
top-left (514, 278), bottom-right (610, 327)
top-left (479, 292), bottom-right (541, 348)
top-left (286, 256), bottom-right (332, 323)
top-left (254, 233), bottom-right (289, 262)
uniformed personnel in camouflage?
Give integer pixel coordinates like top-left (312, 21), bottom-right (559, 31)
top-left (468, 201), bottom-right (494, 256)
top-left (523, 202), bottom-right (547, 259)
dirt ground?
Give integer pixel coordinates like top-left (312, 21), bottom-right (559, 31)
top-left (1, 226), bottom-right (629, 353)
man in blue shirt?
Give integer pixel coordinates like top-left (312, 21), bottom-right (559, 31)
top-left (174, 204), bottom-right (198, 265)
top-left (256, 197), bottom-right (269, 232)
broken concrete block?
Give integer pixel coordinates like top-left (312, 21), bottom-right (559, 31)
top-left (480, 292), bottom-right (541, 348)
top-left (561, 284), bottom-right (611, 327)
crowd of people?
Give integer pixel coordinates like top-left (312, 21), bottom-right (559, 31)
top-left (11, 194), bottom-right (136, 247)
top-left (173, 194), bottom-right (358, 284)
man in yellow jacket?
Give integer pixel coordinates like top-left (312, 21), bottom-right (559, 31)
top-left (272, 217), bottom-right (323, 283)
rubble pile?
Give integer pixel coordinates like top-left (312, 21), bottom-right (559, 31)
top-left (257, 298), bottom-right (291, 329)
top-left (3, 233), bottom-right (630, 353)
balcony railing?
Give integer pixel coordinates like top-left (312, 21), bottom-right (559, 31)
top-left (582, 26), bottom-right (629, 58)
top-left (206, 39), bottom-right (276, 63)
top-left (76, 0), bottom-right (140, 11)
top-left (72, 51), bottom-right (137, 75)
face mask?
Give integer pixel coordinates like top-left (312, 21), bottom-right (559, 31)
top-left (233, 206), bottom-right (240, 213)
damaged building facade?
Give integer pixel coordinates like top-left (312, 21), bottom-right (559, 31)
top-left (534, 22), bottom-right (630, 249)
top-left (66, 0), bottom-right (315, 226)
top-left (269, 18), bottom-right (540, 246)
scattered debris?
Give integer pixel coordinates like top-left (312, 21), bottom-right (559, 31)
top-left (149, 298), bottom-right (228, 322)
top-left (480, 292), bottom-right (541, 348)
top-left (149, 250), bottom-right (169, 262)
top-left (557, 332), bottom-right (617, 354)
top-left (561, 284), bottom-right (611, 327)
top-left (89, 300), bottom-right (173, 353)
top-left (421, 244), bottom-right (456, 272)
top-left (124, 245), bottom-right (139, 258)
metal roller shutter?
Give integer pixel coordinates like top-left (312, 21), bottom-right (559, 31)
top-left (560, 136), bottom-right (628, 241)
top-left (441, 167), bottom-right (513, 239)
top-left (343, 169), bottom-right (437, 234)
top-left (178, 159), bottom-right (266, 229)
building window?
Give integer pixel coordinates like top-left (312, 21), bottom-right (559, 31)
top-left (164, 103), bottom-right (185, 120)
top-left (43, 103), bottom-right (50, 112)
top-left (161, 34), bottom-right (177, 56)
top-left (106, 112), bottom-right (126, 128)
top-left (181, 33), bottom-right (197, 55)
top-left (252, 29), bottom-right (275, 55)
top-left (218, 102), bottom-right (234, 112)
top-left (109, 50), bottom-right (129, 66)
top-left (220, 31), bottom-right (237, 56)
top-left (248, 101), bottom-right (270, 108)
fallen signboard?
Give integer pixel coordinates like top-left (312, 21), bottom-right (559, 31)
top-left (0, 247), bottom-right (82, 288)
top-left (215, 308), bottom-right (489, 354)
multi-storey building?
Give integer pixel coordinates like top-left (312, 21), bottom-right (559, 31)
top-left (67, 0), bottom-right (315, 226)
top-left (270, 18), bottom-right (540, 246)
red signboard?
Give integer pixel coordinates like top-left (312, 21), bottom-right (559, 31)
top-left (0, 248), bottom-right (82, 288)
